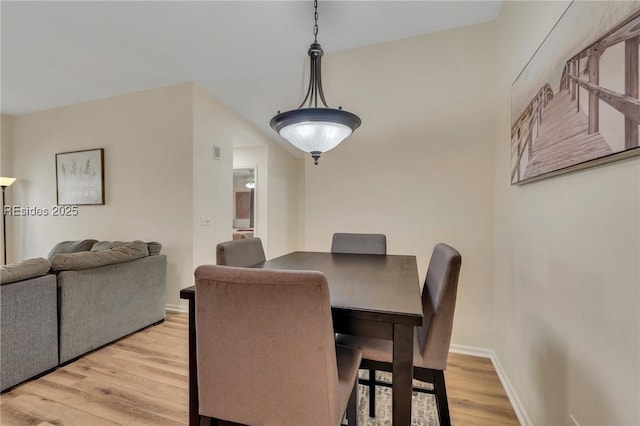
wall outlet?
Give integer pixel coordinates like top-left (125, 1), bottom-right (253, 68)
top-left (569, 414), bottom-right (579, 426)
top-left (200, 216), bottom-right (211, 227)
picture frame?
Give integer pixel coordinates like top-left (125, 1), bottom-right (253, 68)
top-left (511, 2), bottom-right (640, 185)
top-left (235, 191), bottom-right (251, 220)
top-left (56, 148), bottom-right (105, 205)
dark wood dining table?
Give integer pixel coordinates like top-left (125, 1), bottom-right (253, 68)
top-left (179, 251), bottom-right (423, 426)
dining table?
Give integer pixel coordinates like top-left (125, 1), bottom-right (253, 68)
top-left (179, 251), bottom-right (423, 426)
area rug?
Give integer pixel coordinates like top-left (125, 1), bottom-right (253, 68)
top-left (356, 370), bottom-right (439, 426)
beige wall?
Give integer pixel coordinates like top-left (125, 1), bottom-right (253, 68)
top-left (5, 83), bottom-right (194, 308)
top-left (267, 141), bottom-right (304, 259)
top-left (304, 22), bottom-right (497, 348)
top-left (0, 115), bottom-right (12, 175)
top-left (494, 2), bottom-right (640, 425)
top-left (4, 83), bottom-right (301, 310)
top-left (191, 85), bottom-right (235, 277)
top-left (191, 85), bottom-right (302, 297)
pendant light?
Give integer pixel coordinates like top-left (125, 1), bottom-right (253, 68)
top-left (245, 170), bottom-right (255, 189)
top-left (270, 0), bottom-right (361, 165)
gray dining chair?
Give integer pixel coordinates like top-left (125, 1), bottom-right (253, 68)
top-left (337, 243), bottom-right (462, 425)
top-left (195, 265), bottom-right (362, 425)
top-left (331, 231), bottom-right (387, 412)
top-left (216, 237), bottom-right (266, 267)
top-left (331, 233), bottom-right (387, 255)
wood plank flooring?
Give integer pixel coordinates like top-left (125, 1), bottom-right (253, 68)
top-left (0, 313), bottom-right (519, 425)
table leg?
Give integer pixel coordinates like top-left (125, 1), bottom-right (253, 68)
top-left (188, 298), bottom-right (199, 426)
top-left (392, 323), bottom-right (414, 426)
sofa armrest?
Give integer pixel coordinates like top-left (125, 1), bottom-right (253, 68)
top-left (1, 274), bottom-right (58, 391)
top-left (1, 258), bottom-right (51, 285)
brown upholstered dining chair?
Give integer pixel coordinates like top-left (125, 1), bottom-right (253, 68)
top-left (331, 233), bottom-right (387, 255)
top-left (337, 243), bottom-right (462, 425)
top-left (195, 265), bottom-right (362, 426)
top-left (216, 237), bottom-right (266, 267)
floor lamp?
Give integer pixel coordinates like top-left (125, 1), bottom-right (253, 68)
top-left (1, 177), bottom-right (16, 265)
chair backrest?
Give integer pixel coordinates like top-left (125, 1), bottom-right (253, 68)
top-left (216, 237), bottom-right (266, 267)
top-left (417, 243), bottom-right (462, 370)
top-left (194, 265), bottom-right (342, 425)
top-left (330, 233), bottom-right (387, 255)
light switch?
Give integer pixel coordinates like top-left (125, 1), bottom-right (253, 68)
top-left (200, 216), bottom-right (211, 227)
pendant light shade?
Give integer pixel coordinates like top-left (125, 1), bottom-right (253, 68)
top-left (270, 3), bottom-right (361, 165)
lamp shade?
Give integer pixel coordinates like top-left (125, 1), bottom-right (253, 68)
top-left (280, 121), bottom-right (351, 153)
top-left (0, 177), bottom-right (16, 188)
top-left (270, 107), bottom-right (361, 164)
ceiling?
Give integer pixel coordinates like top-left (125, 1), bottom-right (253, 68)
top-left (1, 1), bottom-right (502, 151)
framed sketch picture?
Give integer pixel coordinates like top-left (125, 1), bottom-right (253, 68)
top-left (511, 2), bottom-right (640, 184)
top-left (56, 148), bottom-right (105, 205)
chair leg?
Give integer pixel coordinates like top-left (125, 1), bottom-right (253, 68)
top-left (433, 370), bottom-right (451, 426)
top-left (368, 368), bottom-right (376, 418)
top-left (199, 415), bottom-right (214, 426)
top-left (347, 381), bottom-right (358, 425)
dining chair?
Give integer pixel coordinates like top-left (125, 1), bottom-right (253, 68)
top-left (331, 233), bottom-right (387, 255)
top-left (216, 237), bottom-right (266, 267)
top-left (195, 264), bottom-right (362, 426)
top-left (337, 243), bottom-right (462, 425)
top-left (331, 231), bottom-right (387, 412)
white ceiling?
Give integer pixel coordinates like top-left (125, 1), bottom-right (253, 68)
top-left (1, 1), bottom-right (502, 149)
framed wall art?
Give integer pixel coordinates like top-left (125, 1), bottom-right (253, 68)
top-left (56, 148), bottom-right (105, 205)
top-left (235, 191), bottom-right (251, 220)
top-left (511, 2), bottom-right (640, 184)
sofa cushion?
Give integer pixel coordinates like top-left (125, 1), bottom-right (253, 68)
top-left (51, 240), bottom-right (149, 271)
top-left (92, 240), bottom-right (161, 256)
top-left (1, 258), bottom-right (52, 285)
top-left (147, 242), bottom-right (162, 256)
top-left (91, 241), bottom-right (127, 252)
top-left (47, 239), bottom-right (98, 260)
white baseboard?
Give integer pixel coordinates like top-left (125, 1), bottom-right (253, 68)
top-left (450, 344), bottom-right (532, 426)
top-left (449, 343), bottom-right (494, 358)
top-left (166, 304), bottom-right (188, 313)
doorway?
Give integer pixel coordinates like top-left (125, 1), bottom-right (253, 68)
top-left (232, 167), bottom-right (256, 237)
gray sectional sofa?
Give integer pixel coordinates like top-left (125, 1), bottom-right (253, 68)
top-left (0, 239), bottom-right (167, 391)
top-left (1, 258), bottom-right (58, 391)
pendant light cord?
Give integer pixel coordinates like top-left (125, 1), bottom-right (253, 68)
top-left (297, 0), bottom-right (328, 109)
top-left (313, 0), bottom-right (319, 43)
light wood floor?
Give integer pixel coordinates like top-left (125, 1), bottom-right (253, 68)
top-left (0, 313), bottom-right (519, 425)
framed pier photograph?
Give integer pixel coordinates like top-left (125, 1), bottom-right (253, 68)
top-left (511, 2), bottom-right (640, 184)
